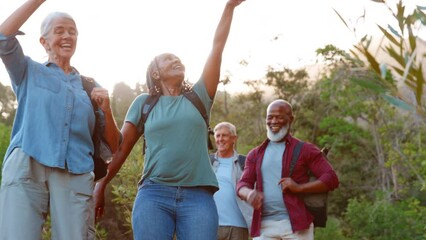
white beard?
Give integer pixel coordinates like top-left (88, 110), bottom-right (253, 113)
top-left (267, 124), bottom-right (289, 142)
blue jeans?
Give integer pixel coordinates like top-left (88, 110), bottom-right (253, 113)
top-left (132, 180), bottom-right (218, 240)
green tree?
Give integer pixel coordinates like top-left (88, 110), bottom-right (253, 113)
top-left (0, 82), bottom-right (16, 126)
top-left (265, 66), bottom-right (309, 103)
top-left (111, 82), bottom-right (141, 128)
top-left (335, 0), bottom-right (426, 191)
top-left (336, 0), bottom-right (426, 119)
top-left (315, 44), bottom-right (426, 203)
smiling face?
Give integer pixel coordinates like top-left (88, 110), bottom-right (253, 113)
top-left (40, 15), bottom-right (78, 64)
top-left (266, 100), bottom-right (294, 142)
top-left (152, 53), bottom-right (186, 83)
top-left (214, 125), bottom-right (237, 158)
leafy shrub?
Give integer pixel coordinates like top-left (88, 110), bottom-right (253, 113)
top-left (344, 193), bottom-right (426, 240)
top-left (109, 140), bottom-right (144, 239)
top-left (315, 216), bottom-right (348, 240)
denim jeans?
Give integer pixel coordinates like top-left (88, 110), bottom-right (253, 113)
top-left (132, 179), bottom-right (218, 240)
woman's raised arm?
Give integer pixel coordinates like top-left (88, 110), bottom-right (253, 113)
top-left (202, 0), bottom-right (245, 98)
top-left (0, 0), bottom-right (46, 35)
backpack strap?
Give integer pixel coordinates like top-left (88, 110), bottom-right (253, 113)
top-left (81, 75), bottom-right (98, 111)
top-left (137, 91), bottom-right (208, 132)
top-left (237, 154), bottom-right (246, 171)
top-left (209, 153), bottom-right (246, 171)
top-left (182, 90), bottom-right (209, 127)
top-left (209, 154), bottom-right (215, 165)
top-left (289, 141), bottom-right (304, 177)
top-left (137, 90), bottom-right (214, 154)
top-left (137, 94), bottom-right (160, 155)
top-left (81, 75), bottom-right (108, 181)
top-left (81, 75), bottom-right (100, 135)
top-left (137, 94), bottom-right (161, 134)
top-left (182, 90), bottom-right (214, 150)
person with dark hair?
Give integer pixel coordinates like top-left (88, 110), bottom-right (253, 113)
top-left (237, 99), bottom-right (339, 240)
top-left (93, 0), bottom-right (246, 239)
top-left (0, 1), bottom-right (121, 240)
top-left (210, 122), bottom-right (253, 240)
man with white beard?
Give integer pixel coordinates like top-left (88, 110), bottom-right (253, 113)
top-left (237, 99), bottom-right (339, 240)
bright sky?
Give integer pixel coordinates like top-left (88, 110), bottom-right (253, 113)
top-left (0, 0), bottom-right (425, 93)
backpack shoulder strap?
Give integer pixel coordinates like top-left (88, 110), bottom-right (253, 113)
top-left (137, 94), bottom-right (160, 134)
top-left (81, 75), bottom-right (98, 111)
top-left (182, 90), bottom-right (214, 150)
top-left (289, 141), bottom-right (304, 177)
top-left (210, 153), bottom-right (246, 171)
top-left (237, 154), bottom-right (246, 171)
top-left (209, 154), bottom-right (215, 165)
top-left (137, 94), bottom-right (161, 155)
top-left (182, 90), bottom-right (209, 127)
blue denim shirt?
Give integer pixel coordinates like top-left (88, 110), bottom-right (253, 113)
top-left (0, 32), bottom-right (96, 174)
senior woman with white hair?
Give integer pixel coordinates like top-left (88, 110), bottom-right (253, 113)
top-left (0, 1), bottom-right (120, 239)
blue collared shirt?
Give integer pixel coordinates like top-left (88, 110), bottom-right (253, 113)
top-left (0, 32), bottom-right (96, 174)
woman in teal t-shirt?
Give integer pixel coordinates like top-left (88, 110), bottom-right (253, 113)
top-left (94, 1), bottom-right (247, 239)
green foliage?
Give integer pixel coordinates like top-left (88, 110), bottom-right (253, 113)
top-left (317, 115), bottom-right (377, 211)
top-left (317, 42), bottom-right (426, 201)
top-left (109, 140), bottom-right (144, 239)
top-left (41, 215), bottom-right (109, 240)
top-left (111, 82), bottom-right (142, 128)
top-left (338, 0), bottom-right (426, 119)
top-left (265, 67), bottom-right (309, 102)
top-left (0, 123), bottom-right (11, 182)
top-left (95, 223), bottom-right (109, 240)
top-left (381, 93), bottom-right (414, 111)
top-left (344, 194), bottom-right (426, 240)
top-left (315, 217), bottom-right (349, 240)
top-left (0, 82), bottom-right (16, 126)
top-left (42, 215), bottom-right (51, 240)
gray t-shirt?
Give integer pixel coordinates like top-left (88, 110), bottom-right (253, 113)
top-left (261, 141), bottom-right (289, 220)
top-left (125, 80), bottom-right (218, 190)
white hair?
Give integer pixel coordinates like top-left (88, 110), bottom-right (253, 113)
top-left (40, 12), bottom-right (77, 38)
top-left (214, 122), bottom-right (237, 136)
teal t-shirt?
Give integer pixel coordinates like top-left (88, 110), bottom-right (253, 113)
top-left (125, 80), bottom-right (218, 190)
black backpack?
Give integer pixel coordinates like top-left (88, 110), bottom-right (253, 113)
top-left (289, 141), bottom-right (329, 228)
top-left (81, 76), bottom-right (109, 181)
top-left (137, 90), bottom-right (214, 154)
